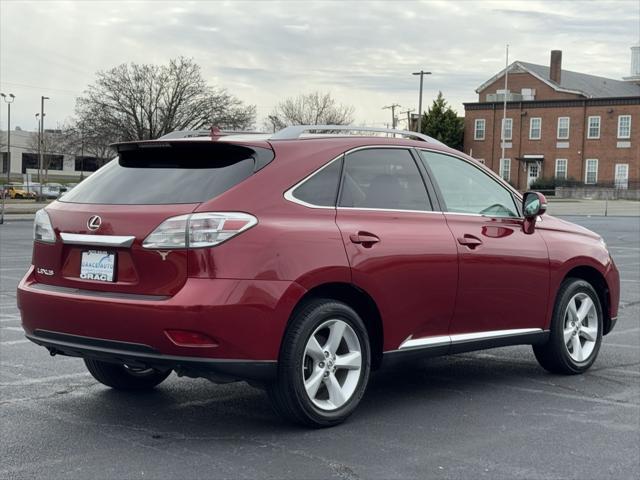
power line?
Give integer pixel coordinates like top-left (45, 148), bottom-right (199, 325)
top-left (0, 81), bottom-right (80, 95)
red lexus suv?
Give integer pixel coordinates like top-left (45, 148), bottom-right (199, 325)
top-left (18, 126), bottom-right (619, 427)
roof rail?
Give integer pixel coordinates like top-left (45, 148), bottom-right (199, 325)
top-left (158, 128), bottom-right (265, 140)
top-left (269, 125), bottom-right (446, 145)
top-left (157, 129), bottom-right (211, 139)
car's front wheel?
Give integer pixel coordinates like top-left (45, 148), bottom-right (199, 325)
top-left (533, 278), bottom-right (603, 374)
top-left (84, 359), bottom-right (171, 390)
top-left (268, 299), bottom-right (371, 427)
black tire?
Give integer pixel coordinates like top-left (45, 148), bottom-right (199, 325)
top-left (267, 299), bottom-right (371, 428)
top-left (533, 278), bottom-right (603, 374)
top-left (84, 359), bottom-right (171, 390)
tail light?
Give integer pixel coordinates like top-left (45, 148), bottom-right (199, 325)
top-left (143, 212), bottom-right (257, 249)
top-left (33, 209), bottom-right (56, 243)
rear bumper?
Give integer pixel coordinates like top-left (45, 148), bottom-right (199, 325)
top-left (18, 266), bottom-right (305, 364)
top-left (26, 329), bottom-right (276, 383)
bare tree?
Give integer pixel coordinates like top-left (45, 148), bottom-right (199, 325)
top-left (75, 57), bottom-right (255, 144)
top-left (266, 91), bottom-right (354, 130)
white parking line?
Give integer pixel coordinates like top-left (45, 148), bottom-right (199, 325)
top-left (0, 318), bottom-right (20, 324)
top-left (606, 368), bottom-right (640, 376)
top-left (608, 327), bottom-right (640, 335)
top-left (0, 339), bottom-right (29, 346)
top-left (2, 326), bottom-right (24, 332)
top-left (0, 372), bottom-right (91, 387)
top-left (604, 343), bottom-right (640, 349)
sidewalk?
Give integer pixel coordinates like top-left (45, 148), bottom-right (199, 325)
top-left (1, 199), bottom-right (638, 223)
top-left (546, 199), bottom-right (640, 217)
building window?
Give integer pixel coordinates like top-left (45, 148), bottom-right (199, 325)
top-left (555, 159), bottom-right (568, 179)
top-left (557, 117), bottom-right (570, 139)
top-left (502, 118), bottom-right (513, 141)
top-left (585, 159), bottom-right (598, 184)
top-left (474, 119), bottom-right (486, 140)
top-left (499, 158), bottom-right (511, 181)
top-left (615, 164), bottom-right (629, 189)
top-left (587, 116), bottom-right (601, 139)
top-left (529, 117), bottom-right (541, 140)
top-left (617, 115), bottom-right (631, 139)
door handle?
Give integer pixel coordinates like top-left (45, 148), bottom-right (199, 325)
top-left (457, 234), bottom-right (483, 249)
top-left (350, 232), bottom-right (380, 245)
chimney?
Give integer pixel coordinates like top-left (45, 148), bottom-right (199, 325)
top-left (631, 46), bottom-right (640, 77)
top-left (550, 50), bottom-right (562, 84)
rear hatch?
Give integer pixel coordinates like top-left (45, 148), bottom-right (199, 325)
top-left (32, 140), bottom-right (273, 297)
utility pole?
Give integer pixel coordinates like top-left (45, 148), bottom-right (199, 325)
top-left (382, 104), bottom-right (401, 129)
top-left (399, 108), bottom-right (415, 131)
top-left (1, 93), bottom-right (15, 186)
top-left (412, 70), bottom-right (431, 132)
top-left (39, 96), bottom-right (50, 185)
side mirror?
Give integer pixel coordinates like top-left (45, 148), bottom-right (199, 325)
top-left (522, 191), bottom-right (547, 234)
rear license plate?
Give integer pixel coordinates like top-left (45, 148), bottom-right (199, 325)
top-left (80, 250), bottom-right (116, 282)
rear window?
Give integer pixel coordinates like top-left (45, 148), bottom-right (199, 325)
top-left (60, 142), bottom-right (273, 205)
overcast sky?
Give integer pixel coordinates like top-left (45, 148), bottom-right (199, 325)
top-left (1, 0), bottom-right (638, 132)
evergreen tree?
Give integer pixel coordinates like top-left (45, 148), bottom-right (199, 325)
top-left (420, 92), bottom-right (464, 151)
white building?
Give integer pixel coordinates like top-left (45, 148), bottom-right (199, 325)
top-left (1, 128), bottom-right (103, 179)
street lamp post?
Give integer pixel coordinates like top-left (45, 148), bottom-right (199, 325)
top-left (412, 70), bottom-right (431, 132)
top-left (39, 96), bottom-right (50, 185)
top-left (1, 93), bottom-right (15, 186)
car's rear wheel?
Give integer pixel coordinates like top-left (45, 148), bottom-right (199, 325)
top-left (533, 278), bottom-right (603, 374)
top-left (267, 299), bottom-right (371, 427)
top-left (84, 359), bottom-right (171, 390)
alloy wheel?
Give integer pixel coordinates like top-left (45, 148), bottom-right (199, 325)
top-left (302, 319), bottom-right (363, 411)
top-left (563, 292), bottom-right (599, 362)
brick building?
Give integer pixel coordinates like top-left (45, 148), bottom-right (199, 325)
top-left (463, 49), bottom-right (640, 191)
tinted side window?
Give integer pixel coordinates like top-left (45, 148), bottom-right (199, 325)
top-left (419, 150), bottom-right (518, 217)
top-left (339, 149), bottom-right (431, 211)
top-left (291, 156), bottom-right (342, 207)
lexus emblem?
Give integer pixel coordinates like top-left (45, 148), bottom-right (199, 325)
top-left (87, 215), bottom-right (102, 231)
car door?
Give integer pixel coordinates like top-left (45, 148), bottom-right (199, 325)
top-left (335, 147), bottom-right (459, 352)
top-left (418, 149), bottom-right (550, 338)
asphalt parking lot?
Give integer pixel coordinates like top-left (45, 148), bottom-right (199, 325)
top-left (1, 216), bottom-right (638, 480)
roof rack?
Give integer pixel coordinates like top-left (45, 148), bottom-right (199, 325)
top-left (269, 125), bottom-right (445, 145)
top-left (158, 128), bottom-right (265, 140)
top-left (158, 129), bottom-right (211, 139)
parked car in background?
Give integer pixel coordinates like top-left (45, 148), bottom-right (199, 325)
top-left (5, 184), bottom-right (36, 199)
top-left (41, 183), bottom-right (68, 199)
top-left (18, 125), bottom-right (620, 427)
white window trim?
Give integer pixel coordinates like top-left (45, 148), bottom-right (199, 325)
top-left (474, 119), bottom-right (486, 140)
top-left (615, 163), bottom-right (629, 189)
top-left (499, 158), bottom-right (511, 182)
top-left (557, 117), bottom-right (570, 140)
top-left (587, 116), bottom-right (601, 140)
top-left (529, 117), bottom-right (541, 140)
top-left (617, 115), bottom-right (631, 139)
top-left (502, 118), bottom-right (513, 141)
top-left (585, 159), bottom-right (598, 184)
top-left (555, 159), bottom-right (568, 179)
